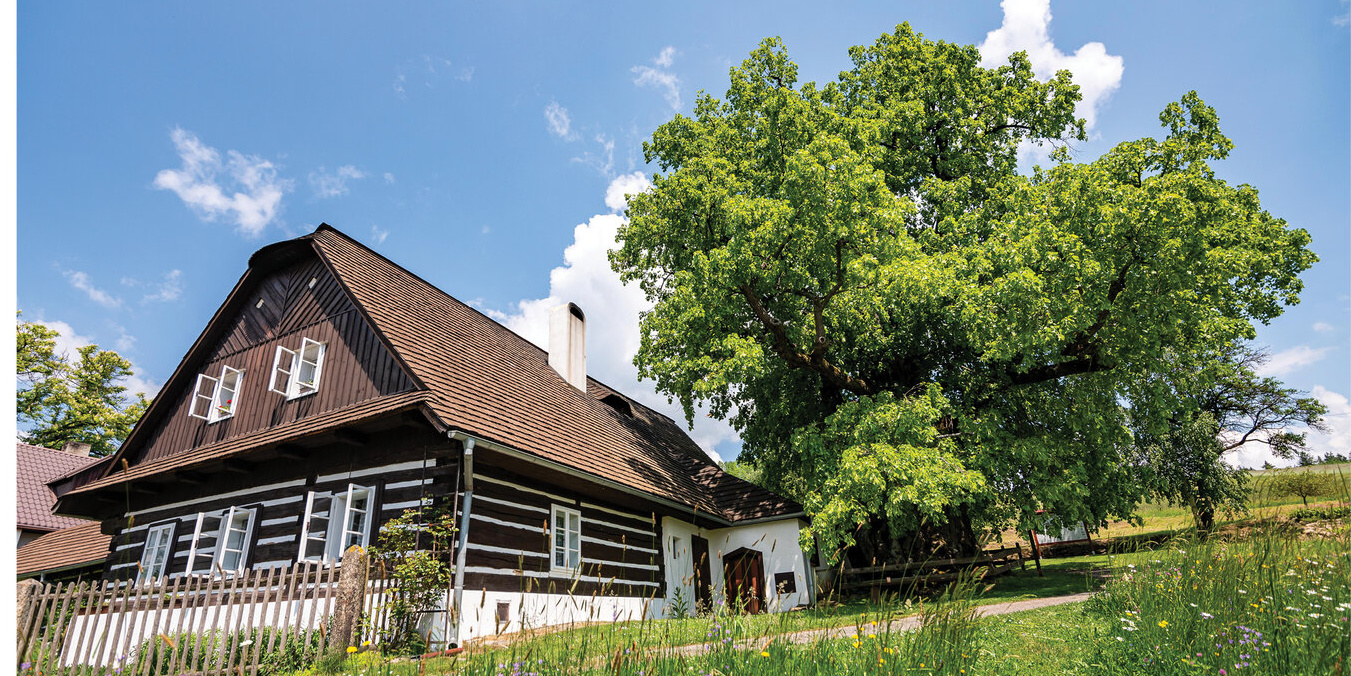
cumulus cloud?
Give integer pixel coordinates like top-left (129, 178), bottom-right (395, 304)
top-left (632, 47), bottom-right (682, 110)
top-left (153, 128), bottom-right (292, 237)
top-left (1256, 345), bottom-right (1333, 377)
top-left (604, 172), bottom-right (652, 212)
top-left (29, 319), bottom-right (160, 398)
top-left (544, 101), bottom-right (577, 140)
top-left (1305, 386), bottom-right (1350, 460)
top-left (496, 174), bottom-right (737, 460)
top-left (63, 270), bottom-right (122, 309)
top-left (978, 0), bottom-right (1123, 136)
top-left (309, 165), bottom-right (367, 199)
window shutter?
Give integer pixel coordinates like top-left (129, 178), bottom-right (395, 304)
top-left (298, 491), bottom-right (332, 562)
top-left (184, 512), bottom-right (206, 575)
top-left (269, 346), bottom-right (297, 396)
top-left (188, 373), bottom-right (219, 420)
top-left (215, 366), bottom-right (243, 419)
top-left (294, 338), bottom-right (326, 396)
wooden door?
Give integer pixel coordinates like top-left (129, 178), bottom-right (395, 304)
top-left (722, 547), bottom-right (765, 614)
top-left (692, 535), bottom-right (712, 611)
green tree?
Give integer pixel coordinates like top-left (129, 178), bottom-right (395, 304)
top-left (611, 25), bottom-right (1316, 562)
top-left (17, 315), bottom-right (149, 456)
top-left (1268, 470), bottom-right (1336, 507)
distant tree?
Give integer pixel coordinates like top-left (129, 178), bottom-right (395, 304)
top-left (1318, 452), bottom-right (1350, 465)
top-left (1269, 470), bottom-right (1336, 507)
top-left (1139, 343), bottom-right (1326, 531)
top-left (1262, 461), bottom-right (1275, 470)
top-left (16, 315), bottom-right (149, 456)
top-left (1298, 450), bottom-right (1316, 466)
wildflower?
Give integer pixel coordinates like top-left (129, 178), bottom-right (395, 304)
top-left (760, 651), bottom-right (770, 658)
top-left (347, 646), bottom-right (358, 654)
top-left (1157, 620), bottom-right (1169, 628)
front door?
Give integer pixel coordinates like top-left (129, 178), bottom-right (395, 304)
top-left (722, 547), bottom-right (764, 614)
top-left (692, 535), bottom-right (712, 612)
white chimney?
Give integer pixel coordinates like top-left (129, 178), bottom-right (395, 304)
top-left (548, 303), bottom-right (587, 391)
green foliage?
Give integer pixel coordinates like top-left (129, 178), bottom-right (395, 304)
top-left (1139, 412), bottom-right (1249, 532)
top-left (123, 627), bottom-right (324, 675)
top-left (16, 314), bottom-right (149, 457)
top-left (1266, 470), bottom-right (1338, 507)
top-left (610, 25), bottom-right (1316, 559)
top-left (368, 504), bottom-right (457, 653)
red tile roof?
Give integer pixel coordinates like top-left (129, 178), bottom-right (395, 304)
top-left (16, 523), bottom-right (111, 578)
top-left (17, 443), bottom-right (100, 532)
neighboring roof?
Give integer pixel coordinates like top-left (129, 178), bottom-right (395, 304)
top-left (57, 225), bottom-right (801, 524)
top-left (17, 443), bottom-right (100, 532)
top-left (16, 523), bottom-right (111, 578)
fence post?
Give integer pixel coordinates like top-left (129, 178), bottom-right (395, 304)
top-left (16, 578), bottom-right (42, 654)
top-left (330, 546), bottom-right (369, 654)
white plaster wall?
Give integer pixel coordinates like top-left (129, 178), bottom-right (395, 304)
top-left (659, 517), bottom-right (812, 616)
top-left (453, 590), bottom-right (658, 644)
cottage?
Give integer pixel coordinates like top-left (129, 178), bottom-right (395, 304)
top-left (16, 442), bottom-right (111, 582)
top-left (49, 224), bottom-right (812, 644)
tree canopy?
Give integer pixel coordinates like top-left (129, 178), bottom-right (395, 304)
top-left (17, 315), bottom-right (149, 457)
top-left (611, 25), bottom-right (1317, 561)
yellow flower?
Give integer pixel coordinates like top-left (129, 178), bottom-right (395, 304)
top-left (1157, 620), bottom-right (1169, 628)
top-left (346, 646), bottom-right (358, 654)
top-left (761, 651), bottom-right (770, 658)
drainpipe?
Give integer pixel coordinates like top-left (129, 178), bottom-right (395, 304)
top-left (450, 434), bottom-right (475, 647)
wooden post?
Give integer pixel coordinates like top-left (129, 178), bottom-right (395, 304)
top-left (330, 546), bottom-right (369, 655)
top-left (1028, 530), bottom-right (1044, 577)
top-left (16, 579), bottom-right (42, 651)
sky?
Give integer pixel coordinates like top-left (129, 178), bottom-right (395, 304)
top-left (14, 0), bottom-right (1351, 466)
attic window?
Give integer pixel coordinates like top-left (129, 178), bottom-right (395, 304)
top-left (600, 393), bottom-right (633, 417)
top-left (189, 365), bottom-right (243, 423)
top-left (269, 337), bottom-right (326, 399)
top-left (256, 298), bottom-right (265, 309)
top-left (308, 277), bottom-right (318, 289)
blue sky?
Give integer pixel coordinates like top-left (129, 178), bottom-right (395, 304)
top-left (15, 1), bottom-right (1350, 465)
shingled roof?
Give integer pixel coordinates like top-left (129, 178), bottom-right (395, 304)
top-left (16, 523), bottom-right (111, 579)
top-left (17, 443), bottom-right (100, 533)
top-left (58, 225), bottom-right (801, 525)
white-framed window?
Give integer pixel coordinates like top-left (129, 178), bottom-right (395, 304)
top-left (298, 490), bottom-right (333, 563)
top-left (189, 365), bottom-right (244, 423)
top-left (269, 337), bottom-right (326, 399)
top-left (550, 505), bottom-right (581, 571)
top-left (138, 522), bottom-right (176, 582)
top-left (183, 512), bottom-right (210, 576)
top-left (214, 506), bottom-right (256, 573)
top-left (330, 484), bottom-right (373, 560)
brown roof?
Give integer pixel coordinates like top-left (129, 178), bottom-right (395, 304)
top-left (16, 443), bottom-right (100, 532)
top-left (16, 523), bottom-right (111, 578)
top-left (57, 225), bottom-right (801, 524)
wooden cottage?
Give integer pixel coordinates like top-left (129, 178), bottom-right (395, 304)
top-left (49, 224), bottom-right (812, 644)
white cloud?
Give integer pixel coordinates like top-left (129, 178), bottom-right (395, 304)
top-left (370, 225), bottom-right (389, 245)
top-left (383, 172), bottom-right (396, 184)
top-left (1313, 322), bottom-right (1335, 334)
top-left (153, 128), bottom-right (292, 237)
top-left (496, 174), bottom-right (738, 460)
top-left (654, 46), bottom-right (677, 68)
top-left (544, 101), bottom-right (577, 140)
top-left (632, 47), bottom-right (682, 110)
top-left (604, 171), bottom-right (652, 212)
top-left (62, 270), bottom-right (122, 309)
top-left (978, 0), bottom-right (1123, 138)
top-left (455, 66), bottom-right (475, 82)
top-left (309, 165), bottom-right (367, 199)
top-left (572, 133), bottom-right (616, 178)
top-left (1305, 386), bottom-right (1350, 460)
top-left (142, 269), bottom-right (183, 303)
top-left (1256, 345), bottom-right (1333, 377)
top-left (29, 319), bottom-right (160, 398)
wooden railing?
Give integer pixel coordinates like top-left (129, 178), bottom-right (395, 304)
top-left (14, 558), bottom-right (407, 675)
top-left (835, 545), bottom-right (1026, 602)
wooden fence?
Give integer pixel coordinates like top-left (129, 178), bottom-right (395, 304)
top-left (15, 559), bottom-right (405, 675)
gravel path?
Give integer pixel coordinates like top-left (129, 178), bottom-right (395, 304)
top-left (664, 591), bottom-right (1096, 656)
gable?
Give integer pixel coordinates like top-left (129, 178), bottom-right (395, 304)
top-left (124, 250), bottom-right (418, 467)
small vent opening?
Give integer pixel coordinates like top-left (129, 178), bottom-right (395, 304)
top-left (600, 393), bottom-right (633, 418)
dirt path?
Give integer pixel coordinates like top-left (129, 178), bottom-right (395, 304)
top-left (662, 591), bottom-right (1096, 656)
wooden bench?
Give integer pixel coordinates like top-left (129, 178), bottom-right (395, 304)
top-left (835, 545), bottom-right (1026, 603)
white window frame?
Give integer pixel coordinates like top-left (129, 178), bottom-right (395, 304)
top-left (138, 522), bottom-right (176, 583)
top-left (550, 505), bottom-right (582, 572)
top-left (188, 365), bottom-right (244, 423)
top-left (214, 506), bottom-right (256, 574)
top-left (183, 512), bottom-right (208, 576)
top-left (327, 484), bottom-right (373, 561)
top-left (269, 337), bottom-right (326, 400)
top-left (298, 490), bottom-right (332, 563)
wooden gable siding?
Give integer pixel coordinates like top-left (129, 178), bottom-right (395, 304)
top-left (462, 460), bottom-right (665, 599)
top-left (132, 260), bottom-right (416, 466)
top-left (102, 433), bottom-right (458, 582)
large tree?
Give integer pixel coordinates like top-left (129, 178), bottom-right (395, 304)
top-left (17, 316), bottom-right (149, 457)
top-left (611, 25), bottom-right (1316, 562)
